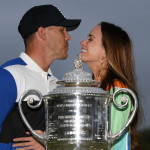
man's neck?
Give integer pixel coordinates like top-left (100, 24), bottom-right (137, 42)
top-left (25, 49), bottom-right (53, 72)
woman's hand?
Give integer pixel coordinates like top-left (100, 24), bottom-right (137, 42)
top-left (13, 130), bottom-right (45, 150)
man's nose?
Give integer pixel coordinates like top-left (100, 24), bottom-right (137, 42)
top-left (65, 32), bottom-right (71, 41)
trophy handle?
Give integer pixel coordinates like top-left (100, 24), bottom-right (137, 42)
top-left (107, 88), bottom-right (138, 143)
top-left (18, 89), bottom-right (47, 147)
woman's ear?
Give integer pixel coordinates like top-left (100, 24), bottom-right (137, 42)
top-left (37, 26), bottom-right (46, 40)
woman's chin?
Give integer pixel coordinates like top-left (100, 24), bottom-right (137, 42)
top-left (81, 58), bottom-right (87, 63)
top-left (81, 55), bottom-right (87, 62)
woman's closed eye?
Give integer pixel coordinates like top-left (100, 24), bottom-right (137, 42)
top-left (88, 38), bottom-right (92, 41)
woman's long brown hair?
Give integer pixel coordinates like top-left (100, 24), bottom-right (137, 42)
top-left (99, 22), bottom-right (141, 150)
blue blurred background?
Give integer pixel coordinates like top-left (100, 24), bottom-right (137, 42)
top-left (0, 0), bottom-right (150, 148)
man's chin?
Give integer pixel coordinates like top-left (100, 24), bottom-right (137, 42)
top-left (58, 54), bottom-right (68, 60)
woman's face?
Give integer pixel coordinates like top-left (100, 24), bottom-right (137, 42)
top-left (80, 25), bottom-right (108, 81)
top-left (80, 25), bottom-right (106, 65)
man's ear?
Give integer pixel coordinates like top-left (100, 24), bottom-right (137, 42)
top-left (37, 26), bottom-right (46, 40)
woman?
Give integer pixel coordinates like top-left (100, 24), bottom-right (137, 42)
top-left (80, 22), bottom-right (141, 150)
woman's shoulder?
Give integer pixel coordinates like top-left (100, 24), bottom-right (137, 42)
top-left (113, 79), bottom-right (126, 88)
top-left (106, 79), bottom-right (126, 91)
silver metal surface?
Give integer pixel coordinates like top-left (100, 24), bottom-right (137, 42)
top-left (46, 94), bottom-right (109, 150)
top-left (18, 55), bottom-right (138, 150)
top-left (107, 88), bottom-right (138, 143)
top-left (18, 90), bottom-right (47, 147)
top-left (57, 53), bottom-right (99, 87)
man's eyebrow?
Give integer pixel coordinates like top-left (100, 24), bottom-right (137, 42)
top-left (88, 34), bottom-right (95, 38)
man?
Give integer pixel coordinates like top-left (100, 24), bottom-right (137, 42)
top-left (0, 4), bottom-right (81, 150)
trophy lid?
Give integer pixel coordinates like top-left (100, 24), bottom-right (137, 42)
top-left (57, 54), bottom-right (99, 87)
top-left (48, 54), bottom-right (108, 95)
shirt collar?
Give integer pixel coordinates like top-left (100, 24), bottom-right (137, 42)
top-left (19, 52), bottom-right (53, 76)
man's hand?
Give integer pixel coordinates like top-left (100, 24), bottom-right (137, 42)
top-left (13, 130), bottom-right (45, 150)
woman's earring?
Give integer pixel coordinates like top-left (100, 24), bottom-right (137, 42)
top-left (97, 67), bottom-right (102, 77)
top-left (97, 57), bottom-right (104, 77)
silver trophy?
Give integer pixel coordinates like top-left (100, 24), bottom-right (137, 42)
top-left (18, 54), bottom-right (138, 150)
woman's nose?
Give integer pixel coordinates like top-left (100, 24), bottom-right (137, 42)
top-left (80, 39), bottom-right (86, 46)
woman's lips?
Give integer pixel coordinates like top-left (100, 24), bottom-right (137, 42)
top-left (81, 49), bottom-right (88, 53)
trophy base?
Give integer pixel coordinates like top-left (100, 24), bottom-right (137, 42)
top-left (48, 141), bottom-right (108, 150)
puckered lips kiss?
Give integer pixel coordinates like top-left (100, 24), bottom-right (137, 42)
top-left (65, 42), bottom-right (69, 49)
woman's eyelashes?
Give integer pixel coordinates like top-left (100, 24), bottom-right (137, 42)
top-left (88, 38), bottom-right (92, 41)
